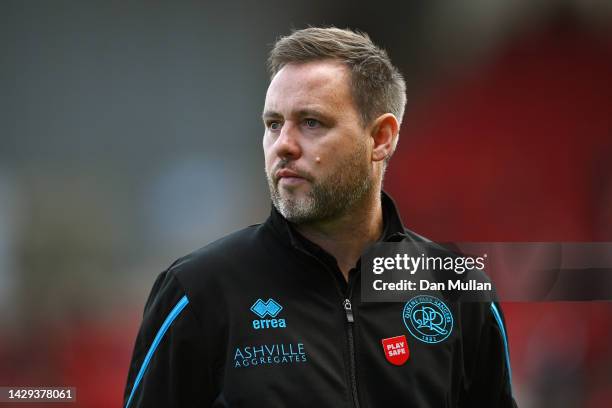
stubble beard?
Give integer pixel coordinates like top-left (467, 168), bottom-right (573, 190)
top-left (266, 143), bottom-right (373, 225)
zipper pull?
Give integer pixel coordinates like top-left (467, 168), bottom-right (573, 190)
top-left (343, 299), bottom-right (354, 323)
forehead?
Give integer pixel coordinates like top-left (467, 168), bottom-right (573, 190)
top-left (264, 60), bottom-right (354, 115)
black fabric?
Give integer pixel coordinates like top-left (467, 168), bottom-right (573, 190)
top-left (124, 191), bottom-right (517, 407)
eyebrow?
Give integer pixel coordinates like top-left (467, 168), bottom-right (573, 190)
top-left (262, 108), bottom-right (330, 121)
top-left (262, 110), bottom-right (282, 121)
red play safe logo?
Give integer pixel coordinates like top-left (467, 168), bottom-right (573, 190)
top-left (381, 335), bottom-right (410, 366)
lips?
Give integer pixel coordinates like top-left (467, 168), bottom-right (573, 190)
top-left (276, 169), bottom-right (303, 179)
top-left (274, 167), bottom-right (310, 185)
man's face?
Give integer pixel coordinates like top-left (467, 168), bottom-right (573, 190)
top-left (263, 60), bottom-right (374, 224)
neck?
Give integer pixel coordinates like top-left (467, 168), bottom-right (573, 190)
top-left (295, 190), bottom-right (383, 282)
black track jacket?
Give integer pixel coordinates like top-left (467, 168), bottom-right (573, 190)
top-left (124, 192), bottom-right (517, 407)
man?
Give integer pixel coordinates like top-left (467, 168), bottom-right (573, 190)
top-left (124, 27), bottom-right (516, 407)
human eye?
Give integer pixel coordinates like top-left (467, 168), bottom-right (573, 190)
top-left (266, 120), bottom-right (282, 131)
top-left (304, 118), bottom-right (320, 129)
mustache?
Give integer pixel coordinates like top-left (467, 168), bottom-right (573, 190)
top-left (271, 160), bottom-right (314, 183)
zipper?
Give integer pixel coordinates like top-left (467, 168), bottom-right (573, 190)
top-left (343, 297), bottom-right (360, 408)
top-left (343, 299), bottom-right (354, 323)
top-left (295, 246), bottom-right (362, 408)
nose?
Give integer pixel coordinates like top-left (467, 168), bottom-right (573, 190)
top-left (275, 122), bottom-right (302, 160)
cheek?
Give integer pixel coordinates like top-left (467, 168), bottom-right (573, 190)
top-left (264, 155), bottom-right (274, 173)
top-left (263, 136), bottom-right (274, 165)
top-left (317, 135), bottom-right (357, 163)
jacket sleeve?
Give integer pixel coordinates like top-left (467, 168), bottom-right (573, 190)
top-left (460, 301), bottom-right (518, 407)
top-left (123, 269), bottom-right (217, 407)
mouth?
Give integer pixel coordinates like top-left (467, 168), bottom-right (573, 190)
top-left (274, 168), bottom-right (310, 186)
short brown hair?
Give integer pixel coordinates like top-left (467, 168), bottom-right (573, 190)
top-left (268, 27), bottom-right (407, 128)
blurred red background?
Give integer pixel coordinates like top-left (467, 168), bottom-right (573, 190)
top-left (388, 20), bottom-right (612, 407)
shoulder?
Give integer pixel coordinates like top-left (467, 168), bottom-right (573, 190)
top-left (144, 223), bottom-right (273, 323)
top-left (400, 228), bottom-right (495, 302)
top-left (402, 227), bottom-right (432, 243)
top-left (158, 222), bottom-right (282, 299)
top-left (173, 224), bottom-right (264, 267)
top-left (168, 223), bottom-right (268, 279)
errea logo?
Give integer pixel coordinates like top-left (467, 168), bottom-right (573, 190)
top-left (250, 298), bottom-right (286, 330)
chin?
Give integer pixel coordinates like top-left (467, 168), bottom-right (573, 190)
top-left (279, 191), bottom-right (306, 205)
top-left (279, 183), bottom-right (309, 195)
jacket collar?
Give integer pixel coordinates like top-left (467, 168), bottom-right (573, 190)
top-left (266, 190), bottom-right (407, 251)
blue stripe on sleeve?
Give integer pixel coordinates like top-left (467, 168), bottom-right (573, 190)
top-left (490, 302), bottom-right (513, 394)
top-left (125, 295), bottom-right (189, 408)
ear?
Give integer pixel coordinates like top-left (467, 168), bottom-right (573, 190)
top-left (369, 113), bottom-right (399, 163)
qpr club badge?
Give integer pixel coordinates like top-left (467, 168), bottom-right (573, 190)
top-left (403, 295), bottom-right (454, 344)
top-left (381, 335), bottom-right (410, 366)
